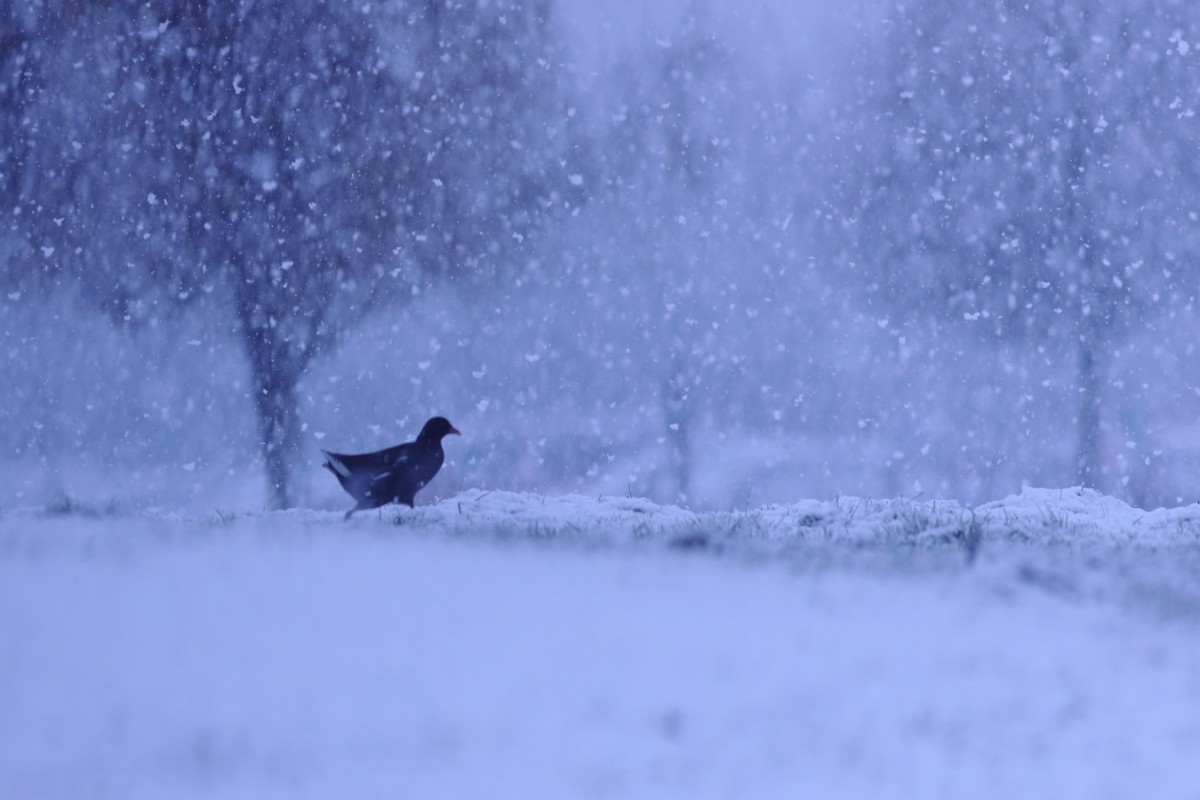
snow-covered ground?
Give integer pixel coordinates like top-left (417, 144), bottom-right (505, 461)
top-left (3, 488), bottom-right (1200, 799)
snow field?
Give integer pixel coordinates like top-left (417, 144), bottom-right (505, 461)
top-left (2, 488), bottom-right (1200, 798)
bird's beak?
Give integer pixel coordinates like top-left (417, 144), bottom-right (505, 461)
top-left (449, 426), bottom-right (461, 436)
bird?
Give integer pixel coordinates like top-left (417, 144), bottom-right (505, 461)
top-left (322, 416), bottom-right (460, 519)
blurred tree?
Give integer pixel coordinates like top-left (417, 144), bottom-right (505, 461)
top-left (0, 4), bottom-right (33, 225)
top-left (401, 0), bottom-right (580, 283)
top-left (1, 0), bottom-right (111, 487)
top-left (849, 0), bottom-right (1200, 488)
top-left (116, 1), bottom-right (408, 509)
top-left (9, 0), bottom-right (577, 508)
top-left (0, 0), bottom-right (92, 292)
top-left (603, 1), bottom-right (734, 503)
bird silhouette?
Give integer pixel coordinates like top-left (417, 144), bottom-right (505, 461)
top-left (322, 416), bottom-right (460, 519)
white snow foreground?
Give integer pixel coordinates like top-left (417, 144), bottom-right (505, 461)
top-left (3, 487), bottom-right (1200, 799)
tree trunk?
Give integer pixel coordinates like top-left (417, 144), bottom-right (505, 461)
top-left (242, 328), bottom-right (304, 510)
top-left (663, 355), bottom-right (693, 505)
top-left (1075, 334), bottom-right (1103, 488)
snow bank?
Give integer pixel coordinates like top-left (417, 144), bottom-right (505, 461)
top-left (977, 486), bottom-right (1200, 545)
top-left (360, 486), bottom-right (1200, 553)
top-left (3, 488), bottom-right (1200, 799)
top-left (9, 484), bottom-right (1200, 553)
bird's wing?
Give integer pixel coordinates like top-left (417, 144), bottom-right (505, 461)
top-left (362, 470), bottom-right (395, 498)
top-left (365, 453), bottom-right (415, 496)
top-left (321, 447), bottom-right (396, 474)
top-left (384, 442), bottom-right (415, 467)
top-left (322, 442), bottom-right (420, 502)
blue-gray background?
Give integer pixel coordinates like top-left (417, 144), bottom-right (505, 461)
top-left (4, 0), bottom-right (1199, 511)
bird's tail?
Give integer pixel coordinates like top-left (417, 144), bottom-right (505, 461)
top-left (322, 450), bottom-right (351, 479)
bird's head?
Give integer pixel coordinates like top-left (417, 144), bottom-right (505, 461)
top-left (419, 416), bottom-right (461, 442)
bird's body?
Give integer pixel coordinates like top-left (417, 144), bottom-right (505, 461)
top-left (322, 416), bottom-right (460, 519)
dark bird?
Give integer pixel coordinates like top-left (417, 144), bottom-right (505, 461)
top-left (322, 416), bottom-right (460, 519)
